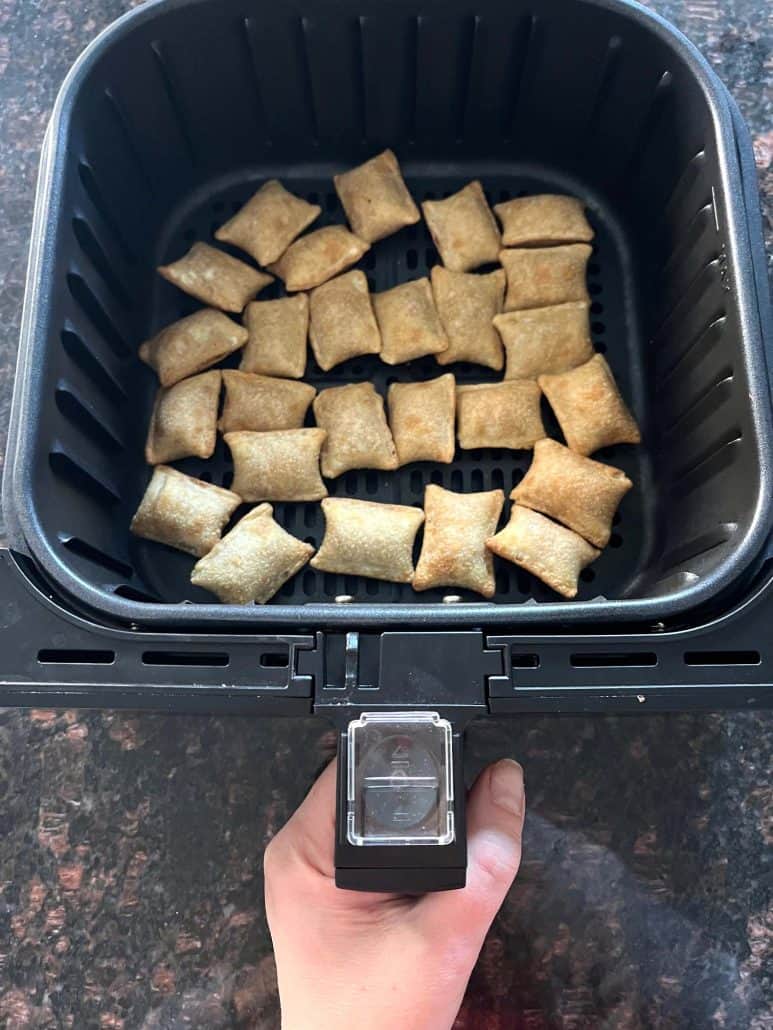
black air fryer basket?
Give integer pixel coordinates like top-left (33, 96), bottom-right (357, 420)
top-left (2, 0), bottom-right (772, 890)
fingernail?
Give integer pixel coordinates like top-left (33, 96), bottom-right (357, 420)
top-left (489, 759), bottom-right (524, 815)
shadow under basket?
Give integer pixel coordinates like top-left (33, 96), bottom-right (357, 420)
top-left (4, 0), bottom-right (772, 629)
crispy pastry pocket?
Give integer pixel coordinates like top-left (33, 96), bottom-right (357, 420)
top-left (431, 267), bottom-right (506, 369)
top-left (268, 226), bottom-right (369, 292)
top-left (145, 370), bottom-right (221, 464)
top-left (218, 371), bottom-right (315, 434)
top-left (311, 497), bottom-right (425, 583)
top-left (139, 309), bottom-right (248, 387)
top-left (334, 149), bottom-right (420, 243)
top-left (494, 194), bottom-right (594, 247)
top-left (500, 243), bottom-right (591, 311)
top-left (456, 381), bottom-right (545, 451)
top-left (373, 277), bottom-right (448, 364)
top-left (486, 505), bottom-right (600, 599)
top-left (413, 484), bottom-right (504, 598)
top-left (241, 295), bottom-right (309, 379)
top-left (130, 465), bottom-right (240, 557)
top-left (215, 180), bottom-right (320, 266)
top-left (512, 438), bottom-right (632, 548)
top-left (158, 242), bottom-right (273, 312)
top-left (494, 301), bottom-right (594, 379)
top-left (225, 428), bottom-right (327, 502)
top-left (309, 271), bottom-right (382, 371)
top-left (539, 354), bottom-right (641, 455)
top-left (313, 382), bottom-right (397, 478)
top-left (422, 181), bottom-right (501, 272)
top-left (388, 374), bottom-right (456, 466)
top-left (191, 504), bottom-right (314, 604)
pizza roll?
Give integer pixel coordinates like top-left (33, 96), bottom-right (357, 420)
top-left (139, 309), bottom-right (248, 387)
top-left (241, 295), bottom-right (309, 379)
top-left (225, 428), bottom-right (327, 502)
top-left (413, 485), bottom-right (504, 597)
top-left (130, 465), bottom-right (240, 557)
top-left (494, 301), bottom-right (594, 380)
top-left (309, 271), bottom-right (381, 371)
top-left (431, 267), bottom-right (506, 369)
top-left (268, 226), bottom-right (369, 292)
top-left (145, 370), bottom-right (221, 465)
top-left (313, 382), bottom-right (398, 479)
top-left (215, 180), bottom-right (320, 266)
top-left (493, 194), bottom-right (594, 247)
top-left (512, 438), bottom-right (632, 548)
top-left (457, 381), bottom-right (545, 451)
top-left (487, 505), bottom-right (599, 599)
top-left (311, 498), bottom-right (424, 583)
top-left (373, 278), bottom-right (448, 364)
top-left (388, 374), bottom-right (456, 466)
top-left (334, 149), bottom-right (420, 243)
top-left (500, 243), bottom-right (591, 311)
top-left (422, 181), bottom-right (500, 272)
top-left (539, 354), bottom-right (641, 455)
top-left (218, 371), bottom-right (316, 434)
top-left (158, 242), bottom-right (273, 313)
top-left (191, 504), bottom-right (314, 604)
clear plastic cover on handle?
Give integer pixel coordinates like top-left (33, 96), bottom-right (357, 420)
top-left (346, 711), bottom-right (455, 847)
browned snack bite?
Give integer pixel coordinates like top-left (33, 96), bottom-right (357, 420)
top-left (215, 180), bottom-right (321, 266)
top-left (311, 497), bottom-right (425, 583)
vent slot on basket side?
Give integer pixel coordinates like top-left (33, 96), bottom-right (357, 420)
top-left (142, 651), bottom-right (229, 667)
top-left (684, 650), bottom-right (760, 666)
top-left (38, 649), bottom-right (115, 664)
top-left (571, 652), bottom-right (658, 668)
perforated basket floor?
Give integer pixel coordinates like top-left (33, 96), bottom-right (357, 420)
top-left (122, 169), bottom-right (648, 607)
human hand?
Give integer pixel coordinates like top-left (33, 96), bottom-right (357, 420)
top-left (264, 757), bottom-right (525, 1030)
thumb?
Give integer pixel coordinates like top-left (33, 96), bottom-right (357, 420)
top-left (418, 759), bottom-right (525, 936)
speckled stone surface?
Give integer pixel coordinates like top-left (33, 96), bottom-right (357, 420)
top-left (0, 1), bottom-right (771, 1028)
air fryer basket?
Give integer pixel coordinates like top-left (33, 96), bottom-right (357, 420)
top-left (5, 0), bottom-right (772, 629)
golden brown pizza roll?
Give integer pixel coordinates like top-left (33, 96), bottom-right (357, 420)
top-left (139, 309), bottom-right (248, 387)
top-left (539, 354), bottom-right (641, 456)
top-left (268, 226), bottom-right (369, 292)
top-left (422, 181), bottom-right (500, 272)
top-left (308, 271), bottom-right (381, 371)
top-left (241, 295), bottom-right (309, 379)
top-left (512, 438), bottom-right (632, 548)
top-left (431, 266), bottom-right (506, 369)
top-left (493, 194), bottom-right (594, 247)
top-left (191, 503), bottom-right (314, 604)
top-left (373, 277), bottom-right (448, 364)
top-left (225, 428), bottom-right (327, 502)
top-left (145, 370), bottom-right (221, 465)
top-left (494, 301), bottom-right (594, 380)
top-left (158, 242), bottom-right (273, 313)
top-left (487, 505), bottom-right (600, 599)
top-left (311, 497), bottom-right (424, 583)
top-left (130, 465), bottom-right (240, 557)
top-left (387, 374), bottom-right (456, 466)
top-left (218, 371), bottom-right (316, 434)
top-left (457, 381), bottom-right (545, 451)
top-left (500, 243), bottom-right (591, 312)
top-left (334, 149), bottom-right (420, 243)
top-left (413, 484), bottom-right (504, 597)
top-left (313, 382), bottom-right (398, 479)
top-left (215, 180), bottom-right (321, 266)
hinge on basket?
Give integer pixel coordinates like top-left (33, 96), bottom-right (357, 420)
top-left (313, 631), bottom-right (503, 714)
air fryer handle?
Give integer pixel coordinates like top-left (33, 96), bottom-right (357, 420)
top-left (334, 712), bottom-right (468, 893)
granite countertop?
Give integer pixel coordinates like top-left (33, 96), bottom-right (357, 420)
top-left (0, 1), bottom-right (771, 1027)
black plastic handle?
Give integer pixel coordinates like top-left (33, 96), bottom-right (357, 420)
top-left (334, 719), bottom-right (467, 893)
